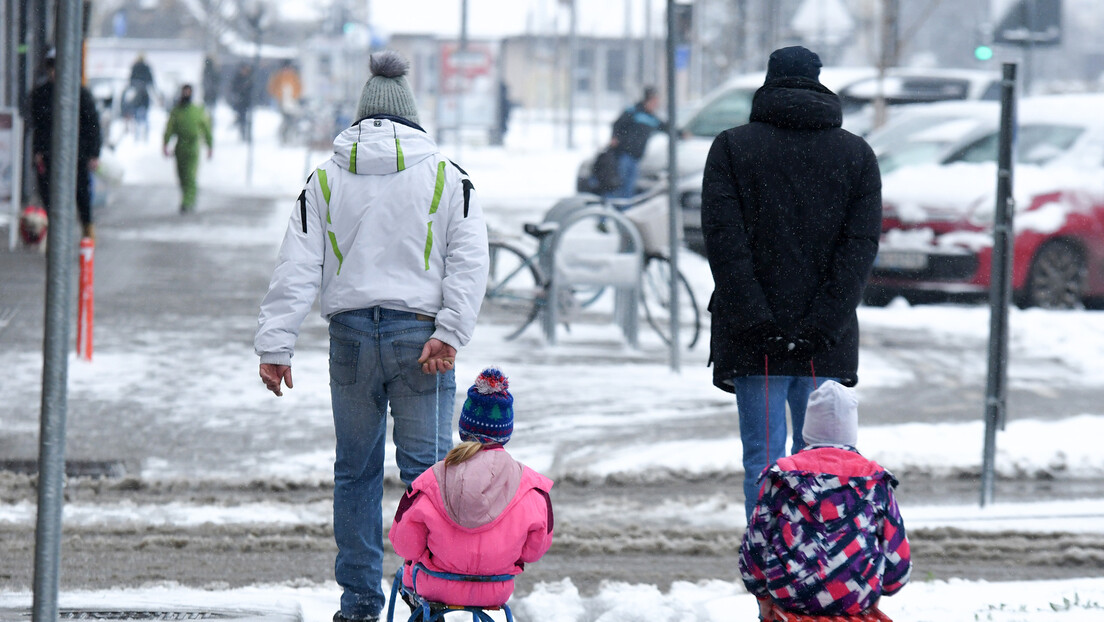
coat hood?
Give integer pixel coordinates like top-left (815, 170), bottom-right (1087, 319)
top-left (750, 76), bottom-right (842, 130)
top-left (420, 448), bottom-right (551, 530)
top-left (331, 116), bottom-right (437, 175)
top-left (770, 447), bottom-right (893, 523)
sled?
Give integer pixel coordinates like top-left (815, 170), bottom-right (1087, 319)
top-left (385, 563), bottom-right (515, 622)
top-left (764, 601), bottom-right (893, 622)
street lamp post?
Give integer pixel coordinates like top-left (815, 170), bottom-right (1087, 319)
top-left (243, 0), bottom-right (268, 185)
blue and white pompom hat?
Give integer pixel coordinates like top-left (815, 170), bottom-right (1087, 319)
top-left (459, 367), bottom-right (514, 445)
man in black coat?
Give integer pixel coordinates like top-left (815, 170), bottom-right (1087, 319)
top-left (27, 54), bottom-right (103, 240)
top-left (700, 46), bottom-right (882, 521)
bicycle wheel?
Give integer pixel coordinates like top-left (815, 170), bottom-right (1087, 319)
top-left (640, 253), bottom-right (702, 349)
top-left (483, 241), bottom-right (545, 340)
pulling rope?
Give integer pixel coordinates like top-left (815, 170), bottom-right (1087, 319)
top-left (434, 372), bottom-right (441, 463)
top-left (764, 354), bottom-right (770, 467)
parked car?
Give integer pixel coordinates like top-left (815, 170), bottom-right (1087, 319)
top-left (578, 67), bottom-right (1001, 254)
top-left (864, 94), bottom-right (1104, 309)
top-left (865, 100), bottom-right (1000, 175)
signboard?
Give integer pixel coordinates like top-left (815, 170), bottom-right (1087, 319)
top-left (0, 109), bottom-right (22, 250)
top-left (437, 42), bottom-right (497, 134)
top-left (992, 0), bottom-right (1062, 46)
top-left (439, 42), bottom-right (494, 95)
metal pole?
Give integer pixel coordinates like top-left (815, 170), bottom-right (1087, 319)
top-left (566, 0), bottom-right (576, 149)
top-left (33, 1), bottom-right (85, 619)
top-left (980, 62), bottom-right (1017, 508)
top-left (665, 0), bottom-right (680, 371)
top-left (457, 0), bottom-right (467, 157)
top-left (247, 13), bottom-right (261, 186)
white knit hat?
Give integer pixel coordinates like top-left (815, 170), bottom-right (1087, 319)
top-left (355, 50), bottom-right (420, 125)
top-left (803, 380), bottom-right (859, 447)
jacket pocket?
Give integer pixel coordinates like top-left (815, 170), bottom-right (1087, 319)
top-left (329, 337), bottom-right (359, 386)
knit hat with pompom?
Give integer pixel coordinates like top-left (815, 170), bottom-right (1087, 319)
top-left (459, 367), bottom-right (514, 445)
top-left (355, 50), bottom-right (420, 124)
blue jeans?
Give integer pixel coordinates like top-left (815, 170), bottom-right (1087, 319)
top-left (610, 151), bottom-right (640, 201)
top-left (733, 375), bottom-right (839, 521)
top-left (329, 307), bottom-right (456, 619)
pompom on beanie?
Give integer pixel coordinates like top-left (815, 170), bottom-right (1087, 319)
top-left (803, 380), bottom-right (859, 447)
top-left (459, 367), bottom-right (514, 445)
top-left (356, 50), bottom-right (420, 124)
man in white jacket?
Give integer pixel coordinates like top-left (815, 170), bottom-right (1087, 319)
top-left (254, 50), bottom-right (489, 622)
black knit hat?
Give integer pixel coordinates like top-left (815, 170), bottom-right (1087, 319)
top-left (765, 46), bottom-right (822, 83)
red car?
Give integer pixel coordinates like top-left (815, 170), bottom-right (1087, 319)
top-left (864, 94), bottom-right (1104, 309)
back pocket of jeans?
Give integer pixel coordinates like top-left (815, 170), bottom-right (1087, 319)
top-left (329, 337), bottom-right (359, 386)
top-left (393, 340), bottom-right (439, 395)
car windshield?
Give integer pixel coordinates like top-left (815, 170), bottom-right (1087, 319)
top-left (684, 88), bottom-right (754, 137)
top-left (946, 124), bottom-right (1085, 165)
top-left (878, 142), bottom-right (952, 175)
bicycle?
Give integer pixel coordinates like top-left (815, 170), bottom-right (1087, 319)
top-left (482, 194), bottom-right (701, 348)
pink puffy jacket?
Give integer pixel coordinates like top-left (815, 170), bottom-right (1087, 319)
top-left (388, 447), bottom-right (554, 606)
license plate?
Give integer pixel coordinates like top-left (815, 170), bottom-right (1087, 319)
top-left (876, 250), bottom-right (928, 271)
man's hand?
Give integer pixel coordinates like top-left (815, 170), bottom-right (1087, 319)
top-left (418, 338), bottom-right (456, 374)
top-left (163, 144), bottom-right (171, 157)
top-left (87, 158), bottom-right (99, 172)
top-left (259, 363), bottom-right (293, 396)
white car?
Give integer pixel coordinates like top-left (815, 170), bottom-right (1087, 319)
top-left (577, 67), bottom-right (1002, 254)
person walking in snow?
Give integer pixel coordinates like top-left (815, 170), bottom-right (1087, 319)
top-left (26, 52), bottom-right (102, 241)
top-left (201, 55), bottom-right (220, 123)
top-left (739, 380), bottom-right (911, 620)
top-left (700, 46), bottom-right (882, 521)
top-left (254, 50), bottom-right (489, 622)
top-left (389, 367), bottom-right (554, 617)
top-left (126, 53), bottom-right (156, 140)
top-left (605, 85), bottom-right (671, 200)
top-left (162, 84), bottom-right (212, 213)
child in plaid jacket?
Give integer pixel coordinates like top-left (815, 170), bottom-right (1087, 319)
top-left (739, 380), bottom-right (911, 619)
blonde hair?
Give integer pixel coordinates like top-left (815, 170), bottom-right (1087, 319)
top-left (444, 441), bottom-right (484, 466)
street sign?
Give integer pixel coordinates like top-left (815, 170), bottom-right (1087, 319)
top-left (992, 0), bottom-right (1061, 46)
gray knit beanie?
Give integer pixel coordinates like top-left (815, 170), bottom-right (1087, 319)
top-left (356, 50), bottom-right (420, 124)
top-left (803, 380), bottom-right (859, 447)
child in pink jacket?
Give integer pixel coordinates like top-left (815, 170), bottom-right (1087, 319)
top-left (388, 367), bottom-right (554, 610)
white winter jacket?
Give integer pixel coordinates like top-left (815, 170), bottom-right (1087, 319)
top-left (254, 116), bottom-right (489, 366)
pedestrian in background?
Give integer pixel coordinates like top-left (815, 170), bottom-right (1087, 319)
top-left (231, 63), bottom-right (255, 141)
top-left (700, 46), bottom-right (882, 521)
top-left (254, 49), bottom-right (489, 622)
top-left (267, 60), bottom-right (303, 143)
top-left (202, 55), bottom-right (220, 124)
top-left (740, 380), bottom-right (911, 620)
top-left (126, 53), bottom-right (155, 140)
top-left (605, 85), bottom-right (670, 201)
top-left (26, 52), bottom-right (102, 241)
top-left (162, 84), bottom-right (212, 213)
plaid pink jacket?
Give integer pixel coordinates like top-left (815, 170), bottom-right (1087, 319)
top-left (739, 446), bottom-right (911, 615)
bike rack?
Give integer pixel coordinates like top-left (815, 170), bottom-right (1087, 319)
top-left (540, 204), bottom-right (644, 347)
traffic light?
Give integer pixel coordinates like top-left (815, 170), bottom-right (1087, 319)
top-left (974, 44), bottom-right (994, 61)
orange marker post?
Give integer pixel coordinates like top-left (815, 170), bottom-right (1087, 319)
top-left (77, 236), bottom-right (94, 360)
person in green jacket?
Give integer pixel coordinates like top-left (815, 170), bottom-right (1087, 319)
top-left (163, 84), bottom-right (212, 213)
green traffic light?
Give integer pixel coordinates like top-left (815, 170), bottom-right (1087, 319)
top-left (974, 45), bottom-right (994, 61)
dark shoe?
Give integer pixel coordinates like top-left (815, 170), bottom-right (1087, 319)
top-left (333, 612), bottom-right (378, 622)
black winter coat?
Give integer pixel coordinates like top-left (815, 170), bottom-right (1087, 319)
top-left (27, 80), bottom-right (103, 162)
top-left (701, 77), bottom-right (881, 391)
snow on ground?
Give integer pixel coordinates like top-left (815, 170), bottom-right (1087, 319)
top-left (7, 104), bottom-right (1104, 620)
